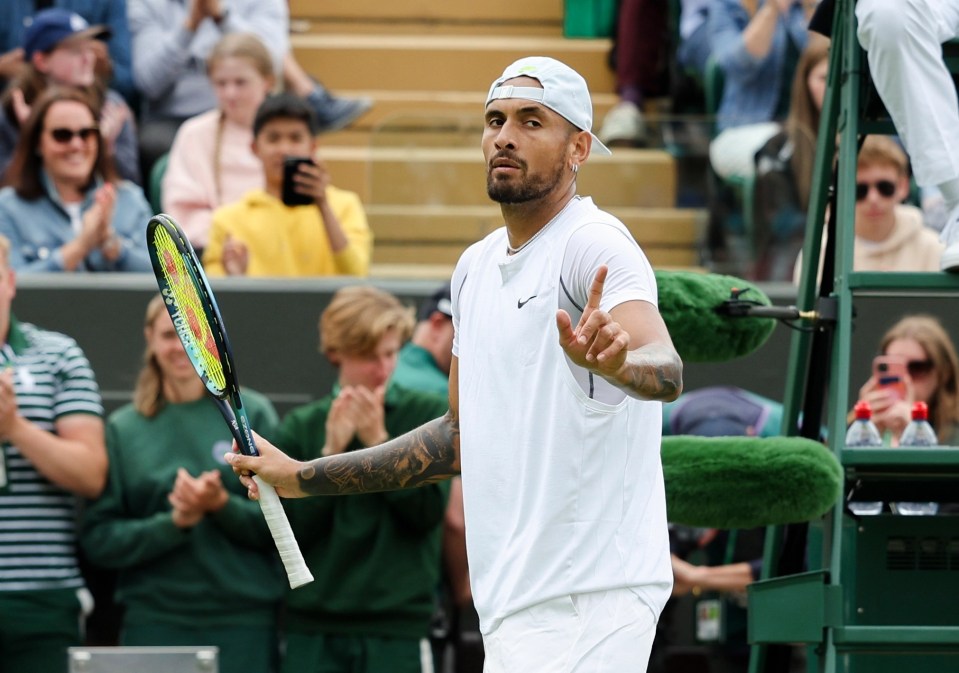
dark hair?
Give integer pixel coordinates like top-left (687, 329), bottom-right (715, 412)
top-left (3, 86), bottom-right (117, 198)
top-left (252, 93), bottom-right (317, 138)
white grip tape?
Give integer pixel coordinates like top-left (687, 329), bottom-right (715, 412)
top-left (253, 475), bottom-right (314, 589)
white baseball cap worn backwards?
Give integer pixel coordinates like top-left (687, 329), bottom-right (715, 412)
top-left (486, 56), bottom-right (612, 156)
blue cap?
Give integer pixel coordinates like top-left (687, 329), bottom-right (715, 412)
top-left (23, 9), bottom-right (111, 59)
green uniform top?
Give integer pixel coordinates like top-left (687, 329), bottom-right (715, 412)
top-left (80, 391), bottom-right (284, 627)
top-left (280, 384), bottom-right (449, 639)
top-left (0, 316), bottom-right (103, 593)
top-left (391, 343), bottom-right (449, 398)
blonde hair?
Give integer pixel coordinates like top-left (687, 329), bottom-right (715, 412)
top-left (133, 294), bottom-right (172, 418)
top-left (207, 33), bottom-right (275, 203)
top-left (879, 315), bottom-right (959, 443)
top-left (320, 286), bottom-right (415, 359)
top-left (858, 135), bottom-right (909, 177)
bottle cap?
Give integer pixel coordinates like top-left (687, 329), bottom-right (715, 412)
top-left (853, 400), bottom-right (872, 420)
top-left (912, 401), bottom-right (929, 421)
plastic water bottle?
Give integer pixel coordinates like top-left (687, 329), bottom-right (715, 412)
top-left (895, 401), bottom-right (939, 516)
top-left (847, 401), bottom-right (884, 516)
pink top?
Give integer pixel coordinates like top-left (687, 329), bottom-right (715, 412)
top-left (161, 109), bottom-right (264, 249)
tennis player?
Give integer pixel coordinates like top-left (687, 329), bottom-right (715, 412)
top-left (228, 56), bottom-right (683, 672)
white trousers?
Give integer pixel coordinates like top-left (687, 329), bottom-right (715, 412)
top-left (856, 0), bottom-right (959, 188)
top-left (482, 588), bottom-right (658, 673)
top-left (709, 122), bottom-right (782, 181)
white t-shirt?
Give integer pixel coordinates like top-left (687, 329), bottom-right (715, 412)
top-left (451, 196), bottom-right (673, 634)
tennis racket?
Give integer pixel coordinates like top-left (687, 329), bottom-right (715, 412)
top-left (145, 214), bottom-right (313, 589)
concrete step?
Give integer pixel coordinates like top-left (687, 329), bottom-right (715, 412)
top-left (318, 91), bottom-right (621, 147)
top-left (292, 17), bottom-right (563, 38)
top-left (289, 0), bottom-right (563, 24)
top-left (290, 33), bottom-right (615, 94)
top-left (367, 203), bottom-right (704, 269)
top-left (322, 146), bottom-right (677, 208)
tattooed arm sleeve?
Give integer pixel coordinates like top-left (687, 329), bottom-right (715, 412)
top-left (297, 408), bottom-right (460, 496)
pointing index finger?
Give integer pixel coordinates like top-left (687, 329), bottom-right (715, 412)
top-left (586, 265), bottom-right (609, 312)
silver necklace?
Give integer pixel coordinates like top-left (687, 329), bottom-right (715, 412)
top-left (506, 196), bottom-right (579, 255)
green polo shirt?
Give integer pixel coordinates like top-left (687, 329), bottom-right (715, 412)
top-left (391, 343), bottom-right (449, 398)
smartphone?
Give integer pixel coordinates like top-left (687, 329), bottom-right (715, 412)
top-left (282, 157), bottom-right (315, 206)
top-left (873, 356), bottom-right (908, 399)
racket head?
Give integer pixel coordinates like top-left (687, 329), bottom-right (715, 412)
top-left (146, 214), bottom-right (238, 401)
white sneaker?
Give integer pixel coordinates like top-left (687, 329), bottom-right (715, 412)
top-left (939, 202), bottom-right (959, 272)
top-left (598, 101), bottom-right (646, 147)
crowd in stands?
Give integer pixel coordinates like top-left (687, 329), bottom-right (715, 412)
top-left (0, 2), bottom-right (370, 279)
top-left (0, 0), bottom-right (950, 284)
top-left (598, 0), bottom-right (951, 282)
top-left (2, 1), bottom-right (959, 672)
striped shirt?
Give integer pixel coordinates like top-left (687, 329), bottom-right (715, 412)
top-left (0, 317), bottom-right (102, 592)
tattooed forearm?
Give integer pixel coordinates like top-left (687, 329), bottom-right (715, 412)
top-left (611, 344), bottom-right (683, 402)
top-left (297, 411), bottom-right (460, 496)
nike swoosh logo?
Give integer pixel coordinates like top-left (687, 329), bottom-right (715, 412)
top-left (517, 295), bottom-right (537, 308)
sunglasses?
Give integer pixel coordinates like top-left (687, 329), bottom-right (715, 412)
top-left (48, 127), bottom-right (99, 144)
top-left (855, 180), bottom-right (897, 201)
top-left (907, 359), bottom-right (935, 377)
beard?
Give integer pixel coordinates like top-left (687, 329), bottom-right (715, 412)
top-left (486, 157), bottom-right (567, 204)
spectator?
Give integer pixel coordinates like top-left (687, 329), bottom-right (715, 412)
top-left (810, 0), bottom-right (959, 272)
top-left (0, 232), bottom-right (107, 673)
top-left (129, 0), bottom-right (369, 182)
top-left (794, 135), bottom-right (944, 282)
top-left (0, 87), bottom-right (153, 272)
top-left (391, 282), bottom-right (454, 397)
top-left (855, 314), bottom-right (959, 446)
top-left (80, 294), bottom-right (284, 673)
top-left (0, 0), bottom-right (135, 104)
top-left (202, 93), bottom-right (371, 277)
top-left (707, 0), bottom-right (814, 181)
top-left (752, 33), bottom-right (830, 280)
top-left (677, 0), bottom-right (712, 78)
top-left (161, 33), bottom-right (276, 250)
top-left (0, 8), bottom-right (139, 183)
top-left (596, 0), bottom-right (669, 148)
top-left (279, 285), bottom-right (449, 673)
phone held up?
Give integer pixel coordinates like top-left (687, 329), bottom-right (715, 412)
top-left (873, 355), bottom-right (908, 400)
top-left (282, 156), bottom-right (315, 207)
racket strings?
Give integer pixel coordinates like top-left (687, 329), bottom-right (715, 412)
top-left (151, 226), bottom-right (228, 392)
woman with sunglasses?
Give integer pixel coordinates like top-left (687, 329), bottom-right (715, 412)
top-left (856, 314), bottom-right (959, 446)
top-left (0, 8), bottom-right (139, 185)
top-left (794, 135), bottom-right (944, 282)
top-left (0, 87), bottom-right (152, 272)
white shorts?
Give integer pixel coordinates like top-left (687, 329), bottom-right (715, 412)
top-left (482, 588), bottom-right (658, 673)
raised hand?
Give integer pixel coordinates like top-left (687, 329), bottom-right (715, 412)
top-left (222, 234), bottom-right (249, 276)
top-left (10, 88), bottom-right (30, 126)
top-left (323, 389), bottom-right (358, 456)
top-left (292, 158), bottom-right (331, 206)
top-left (0, 369), bottom-right (19, 440)
top-left (555, 265), bottom-right (630, 377)
top-left (79, 185), bottom-right (114, 253)
top-left (0, 48), bottom-right (24, 81)
top-left (99, 99), bottom-right (130, 149)
top-left (352, 385), bottom-right (388, 447)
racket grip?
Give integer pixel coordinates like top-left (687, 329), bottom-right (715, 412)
top-left (253, 475), bottom-right (314, 589)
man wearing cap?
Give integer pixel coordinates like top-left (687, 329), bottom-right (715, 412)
top-left (227, 56), bottom-right (683, 672)
top-left (391, 283), bottom-right (454, 398)
top-left (0, 8), bottom-right (140, 183)
top-left (0, 1), bottom-right (134, 104)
